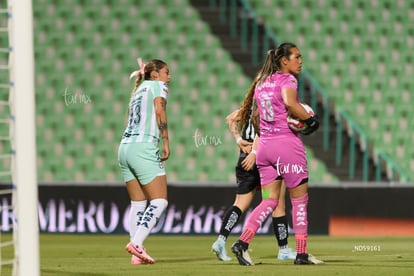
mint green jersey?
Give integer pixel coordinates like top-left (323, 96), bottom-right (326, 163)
top-left (121, 80), bottom-right (168, 144)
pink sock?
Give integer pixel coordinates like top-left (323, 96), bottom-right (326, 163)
top-left (295, 234), bottom-right (307, 254)
top-left (291, 193), bottom-right (308, 254)
top-left (240, 199), bottom-right (278, 244)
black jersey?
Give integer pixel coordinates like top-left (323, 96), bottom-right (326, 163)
top-left (241, 118), bottom-right (256, 143)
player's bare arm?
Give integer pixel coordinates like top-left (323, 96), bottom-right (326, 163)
top-left (155, 97), bottom-right (169, 140)
top-left (226, 109), bottom-right (241, 139)
top-left (281, 87), bottom-right (310, 120)
top-left (155, 97), bottom-right (170, 160)
top-left (227, 109), bottom-right (252, 153)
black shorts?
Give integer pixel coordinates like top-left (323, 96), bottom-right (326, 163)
top-left (235, 152), bottom-right (261, 194)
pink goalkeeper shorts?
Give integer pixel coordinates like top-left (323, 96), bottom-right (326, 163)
top-left (256, 136), bottom-right (309, 188)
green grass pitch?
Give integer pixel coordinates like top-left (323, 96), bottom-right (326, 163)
top-left (1, 234), bottom-right (414, 275)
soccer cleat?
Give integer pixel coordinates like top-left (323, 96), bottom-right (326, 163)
top-left (277, 247), bottom-right (297, 260)
top-left (308, 253), bottom-right (324, 264)
top-left (125, 242), bottom-right (155, 264)
top-left (294, 253), bottom-right (312, 265)
top-left (211, 239), bottom-right (232, 261)
top-left (231, 242), bottom-right (254, 266)
top-left (131, 255), bottom-right (145, 265)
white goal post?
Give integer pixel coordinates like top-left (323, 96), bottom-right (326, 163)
top-left (8, 0), bottom-right (39, 275)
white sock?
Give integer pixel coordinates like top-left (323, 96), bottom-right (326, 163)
top-left (129, 200), bottom-right (147, 241)
top-left (132, 198), bottom-right (168, 246)
top-left (218, 235), bottom-right (227, 242)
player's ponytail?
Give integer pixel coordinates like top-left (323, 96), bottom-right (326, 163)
top-left (238, 78), bottom-right (258, 133)
top-left (128, 58), bottom-right (167, 100)
top-left (255, 42), bottom-right (297, 87)
top-left (238, 49), bottom-right (276, 133)
top-left (129, 57), bottom-right (146, 100)
top-left (238, 42), bottom-right (297, 133)
top-left (127, 58), bottom-right (168, 117)
top-left (255, 49), bottom-right (278, 87)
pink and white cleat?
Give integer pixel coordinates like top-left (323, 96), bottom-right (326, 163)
top-left (131, 255), bottom-right (145, 265)
top-left (125, 242), bottom-right (155, 264)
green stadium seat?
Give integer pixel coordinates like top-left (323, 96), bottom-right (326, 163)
top-left (248, 0), bottom-right (414, 180)
top-left (31, 0), bottom-right (410, 182)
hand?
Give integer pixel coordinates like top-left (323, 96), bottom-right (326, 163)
top-left (241, 151), bottom-right (256, 171)
top-left (238, 139), bottom-right (253, 154)
top-left (301, 115), bottom-right (319, 135)
top-left (160, 143), bottom-right (170, 161)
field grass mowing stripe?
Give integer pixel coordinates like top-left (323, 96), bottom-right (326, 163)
top-left (1, 234), bottom-right (414, 275)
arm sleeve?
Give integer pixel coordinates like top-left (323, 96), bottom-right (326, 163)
top-left (153, 81), bottom-right (169, 100)
top-left (281, 75), bottom-right (298, 91)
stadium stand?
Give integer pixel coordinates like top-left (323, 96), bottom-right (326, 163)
top-left (248, 0), bottom-right (414, 181)
top-left (33, 0), bottom-right (338, 183)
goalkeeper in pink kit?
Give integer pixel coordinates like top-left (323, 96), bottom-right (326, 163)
top-left (231, 42), bottom-right (322, 265)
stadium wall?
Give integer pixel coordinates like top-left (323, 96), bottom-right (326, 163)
top-left (1, 183), bottom-right (413, 235)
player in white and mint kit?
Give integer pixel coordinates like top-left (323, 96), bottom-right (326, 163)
top-left (118, 58), bottom-right (171, 265)
top-left (119, 81), bottom-right (168, 184)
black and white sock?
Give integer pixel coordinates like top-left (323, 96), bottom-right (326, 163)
top-left (219, 205), bottom-right (242, 240)
top-left (272, 215), bottom-right (289, 248)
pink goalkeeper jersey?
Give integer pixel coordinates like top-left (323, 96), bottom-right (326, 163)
top-left (253, 72), bottom-right (308, 188)
top-left (254, 72), bottom-right (299, 139)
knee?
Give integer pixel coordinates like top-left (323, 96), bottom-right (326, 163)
top-left (149, 198), bottom-right (168, 216)
top-left (150, 198), bottom-right (168, 209)
top-left (262, 198), bottom-right (278, 210)
top-left (291, 193), bottom-right (308, 206)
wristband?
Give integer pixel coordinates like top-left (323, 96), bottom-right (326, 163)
top-left (251, 149), bottom-right (257, 155)
top-left (236, 137), bottom-right (242, 144)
